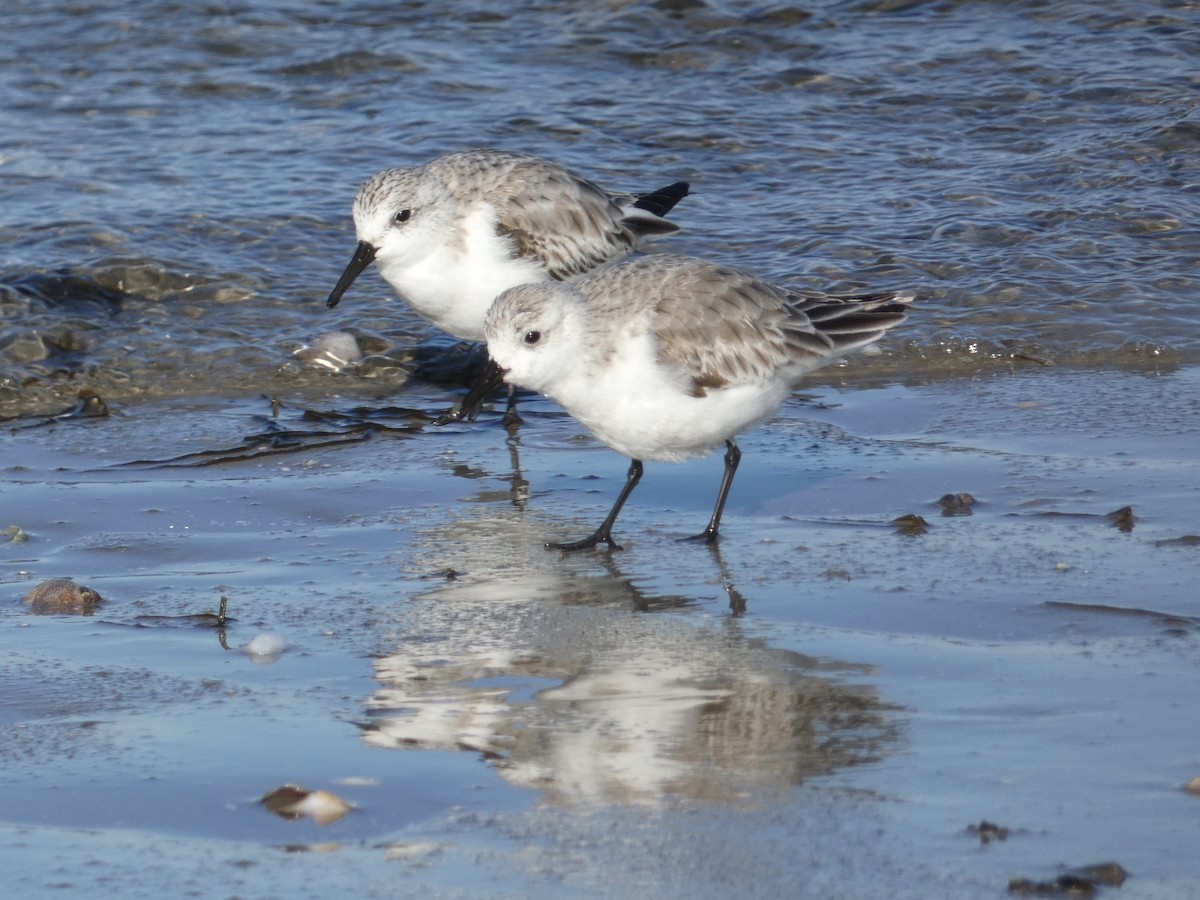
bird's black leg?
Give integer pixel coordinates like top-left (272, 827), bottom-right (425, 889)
top-left (434, 357), bottom-right (507, 426)
top-left (501, 384), bottom-right (523, 430)
top-left (549, 459), bottom-right (643, 552)
top-left (684, 440), bottom-right (741, 544)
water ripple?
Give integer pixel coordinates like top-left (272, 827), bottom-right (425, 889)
top-left (2, 1), bottom-right (1199, 413)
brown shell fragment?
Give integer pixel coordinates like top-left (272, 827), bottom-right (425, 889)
top-left (260, 784), bottom-right (353, 825)
top-left (966, 820), bottom-right (1009, 844)
top-left (1105, 505), bottom-right (1135, 533)
top-left (891, 513), bottom-right (929, 536)
top-left (1009, 861), bottom-right (1128, 896)
top-left (936, 492), bottom-right (977, 515)
top-left (23, 578), bottom-right (105, 616)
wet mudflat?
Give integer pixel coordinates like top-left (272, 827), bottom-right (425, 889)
top-left (3, 366), bottom-right (1198, 899)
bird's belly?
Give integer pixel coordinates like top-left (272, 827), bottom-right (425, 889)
top-left (567, 380), bottom-right (787, 463)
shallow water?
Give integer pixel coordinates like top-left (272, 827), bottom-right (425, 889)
top-left (3, 1), bottom-right (1200, 898)
top-left (4, 0), bottom-right (1200, 416)
top-left (5, 371), bottom-right (1200, 898)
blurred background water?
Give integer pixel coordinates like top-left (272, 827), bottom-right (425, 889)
top-left (3, 0), bottom-right (1199, 417)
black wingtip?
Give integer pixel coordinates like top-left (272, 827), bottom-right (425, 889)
top-left (632, 181), bottom-right (691, 218)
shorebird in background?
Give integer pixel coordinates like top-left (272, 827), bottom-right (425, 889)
top-left (326, 148), bottom-right (689, 423)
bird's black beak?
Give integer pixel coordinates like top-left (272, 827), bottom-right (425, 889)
top-left (326, 241), bottom-right (378, 309)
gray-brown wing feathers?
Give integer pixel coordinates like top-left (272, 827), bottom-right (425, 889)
top-left (488, 158), bottom-right (681, 280)
top-left (649, 261), bottom-right (910, 392)
top-left (786, 289), bottom-right (912, 353)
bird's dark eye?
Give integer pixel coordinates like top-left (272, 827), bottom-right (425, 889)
top-left (523, 330), bottom-right (542, 345)
top-left (393, 209), bottom-right (412, 224)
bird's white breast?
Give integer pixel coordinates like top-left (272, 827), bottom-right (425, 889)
top-left (376, 205), bottom-right (546, 342)
top-left (548, 332), bottom-right (790, 462)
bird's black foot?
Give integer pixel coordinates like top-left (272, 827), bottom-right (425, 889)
top-left (680, 528), bottom-right (720, 545)
top-left (549, 459), bottom-right (641, 553)
top-left (433, 407), bottom-right (465, 427)
top-left (547, 528), bottom-right (623, 552)
top-left (433, 392), bottom-right (489, 426)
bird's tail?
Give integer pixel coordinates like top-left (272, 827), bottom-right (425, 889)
top-left (632, 181), bottom-right (690, 218)
top-left (789, 289), bottom-right (914, 360)
top-left (618, 181), bottom-right (691, 240)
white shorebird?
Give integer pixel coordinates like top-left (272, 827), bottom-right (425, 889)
top-left (325, 149), bottom-right (689, 421)
top-left (484, 254), bottom-right (913, 550)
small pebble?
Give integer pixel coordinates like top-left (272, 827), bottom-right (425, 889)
top-left (294, 331), bottom-right (362, 373)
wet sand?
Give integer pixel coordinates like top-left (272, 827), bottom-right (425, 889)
top-left (3, 366), bottom-right (1199, 899)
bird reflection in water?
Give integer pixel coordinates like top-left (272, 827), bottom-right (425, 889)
top-left (362, 506), bottom-right (898, 807)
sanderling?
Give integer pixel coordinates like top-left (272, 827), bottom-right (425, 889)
top-left (484, 254), bottom-right (913, 550)
top-left (325, 149), bottom-right (689, 421)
